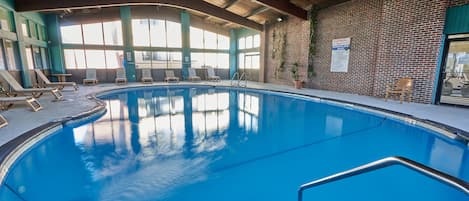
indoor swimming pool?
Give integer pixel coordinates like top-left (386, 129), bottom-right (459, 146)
top-left (0, 86), bottom-right (467, 201)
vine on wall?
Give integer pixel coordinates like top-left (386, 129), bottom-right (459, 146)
top-left (308, 5), bottom-right (319, 78)
top-left (272, 21), bottom-right (287, 79)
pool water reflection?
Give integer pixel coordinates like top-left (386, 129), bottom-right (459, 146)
top-left (1, 87), bottom-right (468, 201)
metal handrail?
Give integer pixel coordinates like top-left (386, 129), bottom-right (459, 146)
top-left (230, 72), bottom-right (239, 86)
top-left (238, 72), bottom-right (247, 87)
top-left (298, 156), bottom-right (469, 201)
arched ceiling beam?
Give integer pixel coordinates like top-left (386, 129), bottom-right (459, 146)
top-left (253, 0), bottom-right (307, 20)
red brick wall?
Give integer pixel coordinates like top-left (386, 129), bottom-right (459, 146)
top-left (373, 0), bottom-right (447, 103)
top-left (265, 17), bottom-right (310, 86)
top-left (309, 0), bottom-right (383, 95)
top-left (449, 0), bottom-right (469, 6)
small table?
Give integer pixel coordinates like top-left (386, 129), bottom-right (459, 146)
top-left (51, 74), bottom-right (72, 82)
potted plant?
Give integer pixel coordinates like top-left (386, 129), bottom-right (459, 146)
top-left (290, 62), bottom-right (302, 89)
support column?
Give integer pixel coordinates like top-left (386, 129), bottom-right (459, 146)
top-left (120, 6), bottom-right (136, 82)
top-left (229, 29), bottom-right (237, 78)
top-left (46, 14), bottom-right (65, 74)
top-left (181, 11), bottom-right (190, 80)
top-left (259, 25), bottom-right (267, 83)
top-left (13, 14), bottom-right (32, 87)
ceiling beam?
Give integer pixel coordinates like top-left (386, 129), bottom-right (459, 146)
top-left (245, 6), bottom-right (269, 18)
top-left (253, 0), bottom-right (307, 20)
top-left (14, 0), bottom-right (263, 31)
top-left (222, 0), bottom-right (240, 9)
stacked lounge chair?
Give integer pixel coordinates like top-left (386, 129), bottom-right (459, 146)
top-left (206, 66), bottom-right (221, 81)
top-left (0, 70), bottom-right (63, 100)
top-left (35, 69), bottom-right (78, 91)
top-left (141, 69), bottom-right (153, 84)
top-left (188, 68), bottom-right (201, 82)
top-left (115, 68), bottom-right (127, 85)
top-left (83, 69), bottom-right (98, 85)
top-left (164, 70), bottom-right (180, 83)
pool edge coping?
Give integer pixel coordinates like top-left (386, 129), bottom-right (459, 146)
top-left (0, 83), bottom-right (467, 188)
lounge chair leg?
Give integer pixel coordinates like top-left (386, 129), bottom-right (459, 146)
top-left (400, 94), bottom-right (404, 104)
top-left (384, 92), bottom-right (389, 102)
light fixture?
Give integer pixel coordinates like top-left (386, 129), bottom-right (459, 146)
top-left (276, 17), bottom-right (283, 22)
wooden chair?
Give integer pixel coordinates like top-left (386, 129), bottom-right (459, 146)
top-left (385, 77), bottom-right (413, 103)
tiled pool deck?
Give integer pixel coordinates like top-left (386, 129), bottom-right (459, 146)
top-left (0, 81), bottom-right (468, 146)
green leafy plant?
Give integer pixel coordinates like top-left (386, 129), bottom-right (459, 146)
top-left (307, 6), bottom-right (318, 79)
top-left (290, 62), bottom-right (300, 81)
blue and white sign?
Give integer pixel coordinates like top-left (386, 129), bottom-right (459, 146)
top-left (331, 37), bottom-right (351, 72)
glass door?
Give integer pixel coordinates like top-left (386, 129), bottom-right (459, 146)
top-left (438, 35), bottom-right (469, 106)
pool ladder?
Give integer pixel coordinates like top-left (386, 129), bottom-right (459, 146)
top-left (230, 72), bottom-right (248, 87)
top-left (298, 156), bottom-right (469, 201)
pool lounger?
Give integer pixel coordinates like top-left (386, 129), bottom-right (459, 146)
top-left (0, 96), bottom-right (43, 112)
top-left (35, 69), bottom-right (78, 91)
top-left (0, 70), bottom-right (63, 100)
top-left (0, 114), bottom-right (6, 128)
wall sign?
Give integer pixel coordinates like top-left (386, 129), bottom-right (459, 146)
top-left (330, 37), bottom-right (351, 72)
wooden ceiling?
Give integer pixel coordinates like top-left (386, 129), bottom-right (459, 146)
top-left (15, 0), bottom-right (349, 31)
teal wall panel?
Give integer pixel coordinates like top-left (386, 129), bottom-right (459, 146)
top-left (120, 6), bottom-right (136, 82)
top-left (229, 29), bottom-right (237, 78)
top-left (444, 4), bottom-right (469, 34)
top-left (181, 11), bottom-right (190, 80)
top-left (46, 14), bottom-right (64, 74)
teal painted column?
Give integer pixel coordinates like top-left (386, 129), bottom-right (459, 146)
top-left (181, 11), bottom-right (190, 80)
top-left (120, 6), bottom-right (136, 82)
top-left (46, 14), bottom-right (65, 74)
top-left (229, 29), bottom-right (237, 78)
top-left (13, 14), bottom-right (32, 87)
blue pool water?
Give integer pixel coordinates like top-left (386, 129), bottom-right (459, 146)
top-left (0, 86), bottom-right (467, 201)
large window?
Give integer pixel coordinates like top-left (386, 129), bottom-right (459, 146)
top-left (238, 52), bottom-right (260, 70)
top-left (190, 27), bottom-right (229, 50)
top-left (238, 33), bottom-right (260, 70)
top-left (238, 34), bottom-right (260, 50)
top-left (191, 53), bottom-right (229, 69)
top-left (131, 19), bottom-right (181, 48)
top-left (60, 20), bottom-right (124, 69)
top-left (135, 51), bottom-right (182, 69)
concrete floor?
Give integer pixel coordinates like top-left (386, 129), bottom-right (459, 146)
top-left (0, 81), bottom-right (468, 146)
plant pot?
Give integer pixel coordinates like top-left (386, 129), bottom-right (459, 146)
top-left (294, 80), bottom-right (302, 89)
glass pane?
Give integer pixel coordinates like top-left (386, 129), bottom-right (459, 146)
top-left (204, 31), bottom-right (217, 49)
top-left (238, 37), bottom-right (245, 49)
top-left (85, 49), bottom-right (106, 68)
top-left (82, 23), bottom-right (104, 45)
top-left (0, 42), bottom-right (5, 70)
top-left (4, 40), bottom-right (16, 69)
top-left (440, 40), bottom-right (469, 106)
top-left (105, 50), bottom-right (123, 69)
top-left (245, 36), bottom-right (253, 49)
top-left (218, 35), bottom-right (229, 50)
top-left (32, 47), bottom-right (42, 68)
top-left (132, 19), bottom-right (150, 47)
top-left (134, 51), bottom-right (152, 69)
top-left (25, 47), bottom-right (34, 69)
top-left (0, 7), bottom-right (11, 31)
top-left (191, 52), bottom-right (204, 68)
top-left (40, 48), bottom-right (49, 69)
top-left (21, 21), bottom-right (29, 37)
top-left (29, 22), bottom-right (38, 39)
top-left (152, 51), bottom-right (167, 68)
top-left (253, 34), bottom-right (260, 48)
top-left (166, 21), bottom-right (181, 48)
top-left (217, 53), bottom-right (229, 69)
top-left (64, 49), bottom-right (86, 69)
top-left (61, 25), bottom-right (83, 44)
top-left (103, 21), bottom-right (123, 46)
top-left (238, 53), bottom-right (245, 69)
top-left (205, 53), bottom-right (217, 68)
top-left (168, 52), bottom-right (182, 68)
top-left (190, 27), bottom-right (203, 49)
top-left (252, 55), bottom-right (260, 69)
top-left (150, 19), bottom-right (166, 47)
top-left (245, 55), bottom-right (252, 69)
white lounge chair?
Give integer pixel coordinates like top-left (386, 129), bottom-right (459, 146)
top-left (0, 70), bottom-right (63, 100)
top-left (188, 68), bottom-right (201, 81)
top-left (83, 69), bottom-right (98, 85)
top-left (115, 68), bottom-right (127, 85)
top-left (0, 114), bottom-right (7, 128)
top-left (35, 69), bottom-right (78, 91)
top-left (164, 70), bottom-right (179, 83)
top-left (206, 66), bottom-right (220, 81)
top-left (0, 96), bottom-right (42, 112)
top-left (141, 69), bottom-right (153, 84)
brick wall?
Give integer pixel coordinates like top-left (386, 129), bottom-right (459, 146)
top-left (373, 0), bottom-right (447, 103)
top-left (265, 17), bottom-right (310, 86)
top-left (263, 0), bottom-right (464, 103)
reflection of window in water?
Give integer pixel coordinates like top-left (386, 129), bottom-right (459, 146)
top-left (192, 92), bottom-right (230, 152)
top-left (238, 93), bottom-right (259, 133)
